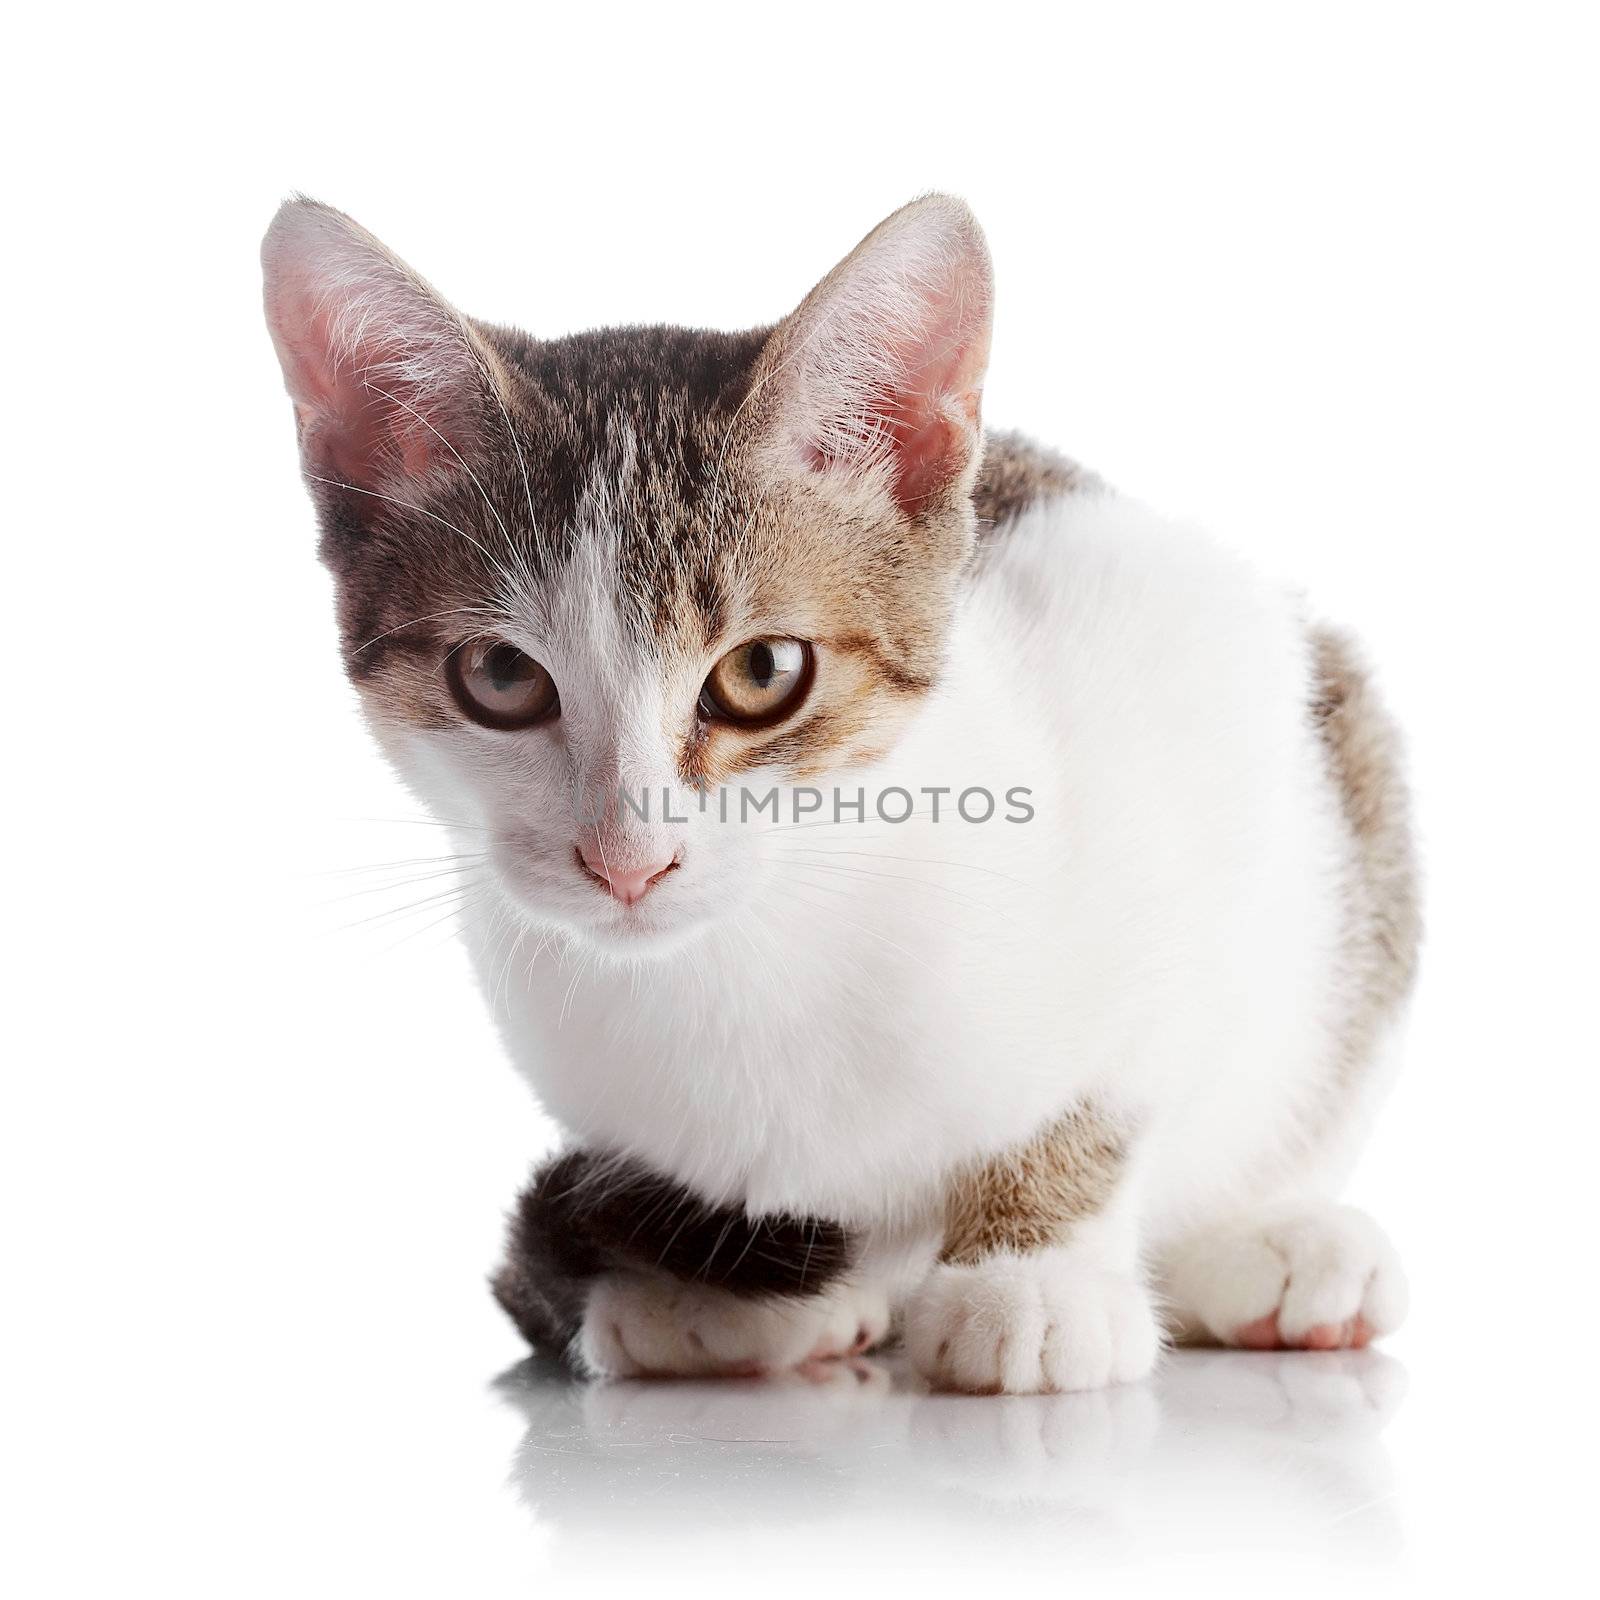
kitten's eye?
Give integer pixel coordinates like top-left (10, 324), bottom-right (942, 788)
top-left (701, 638), bottom-right (813, 725)
top-left (447, 640), bottom-right (560, 729)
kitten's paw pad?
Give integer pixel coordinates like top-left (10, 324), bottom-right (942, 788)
top-left (580, 1273), bottom-right (889, 1380)
top-left (1233, 1309), bottom-right (1375, 1351)
top-left (905, 1253), bottom-right (1160, 1395)
top-left (1166, 1204), bottom-right (1407, 1350)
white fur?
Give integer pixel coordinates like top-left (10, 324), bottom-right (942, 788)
top-left (582, 1274), bottom-right (892, 1379)
top-left (380, 485), bottom-right (1404, 1388)
top-left (906, 1248), bottom-right (1161, 1395)
top-left (1159, 1203), bottom-right (1409, 1346)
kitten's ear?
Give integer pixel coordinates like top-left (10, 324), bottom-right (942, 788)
top-left (261, 198), bottom-right (500, 493)
top-left (755, 194), bottom-right (993, 519)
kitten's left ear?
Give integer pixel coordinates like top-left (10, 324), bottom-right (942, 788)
top-left (754, 194), bottom-right (993, 520)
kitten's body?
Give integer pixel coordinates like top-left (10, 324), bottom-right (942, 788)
top-left (474, 460), bottom-right (1371, 1230)
top-left (264, 197), bottom-right (1418, 1391)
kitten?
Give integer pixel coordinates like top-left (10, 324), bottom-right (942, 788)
top-left (262, 195), bottom-right (1419, 1392)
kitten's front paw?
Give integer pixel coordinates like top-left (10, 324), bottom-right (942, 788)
top-left (905, 1251), bottom-right (1160, 1395)
top-left (1161, 1203), bottom-right (1407, 1351)
top-left (579, 1272), bottom-right (890, 1380)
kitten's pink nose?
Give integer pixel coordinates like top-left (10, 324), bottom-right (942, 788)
top-left (576, 843), bottom-right (680, 906)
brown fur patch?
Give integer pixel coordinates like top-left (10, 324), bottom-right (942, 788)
top-left (971, 430), bottom-right (1096, 536)
top-left (941, 1103), bottom-right (1131, 1264)
top-left (824, 630), bottom-right (937, 695)
top-left (1309, 625), bottom-right (1422, 1088)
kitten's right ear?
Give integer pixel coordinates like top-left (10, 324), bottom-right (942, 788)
top-left (261, 198), bottom-right (499, 495)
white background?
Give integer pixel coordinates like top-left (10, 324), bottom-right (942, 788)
top-left (5, 3), bottom-right (1596, 1594)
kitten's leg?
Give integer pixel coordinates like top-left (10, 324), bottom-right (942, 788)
top-left (492, 1149), bottom-right (904, 1378)
top-left (1157, 1202), bottom-right (1408, 1350)
top-left (904, 1105), bottom-right (1162, 1395)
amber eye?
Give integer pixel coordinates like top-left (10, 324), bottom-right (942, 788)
top-left (700, 638), bottom-right (813, 725)
top-left (447, 640), bottom-right (560, 729)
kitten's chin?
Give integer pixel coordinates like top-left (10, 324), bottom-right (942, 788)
top-left (570, 914), bottom-right (715, 960)
top-left (505, 893), bottom-right (717, 961)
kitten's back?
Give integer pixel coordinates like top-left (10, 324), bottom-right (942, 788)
top-left (1309, 625), bottom-right (1422, 1091)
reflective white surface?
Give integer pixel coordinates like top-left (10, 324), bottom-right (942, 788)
top-left (499, 1348), bottom-right (1408, 1578)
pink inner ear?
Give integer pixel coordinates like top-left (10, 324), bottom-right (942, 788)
top-left (263, 211), bottom-right (480, 495)
top-left (878, 314), bottom-right (986, 515)
top-left (798, 254), bottom-right (990, 518)
top-left (273, 293), bottom-right (450, 489)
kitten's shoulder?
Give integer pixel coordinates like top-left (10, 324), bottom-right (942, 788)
top-left (972, 430), bottom-right (1100, 538)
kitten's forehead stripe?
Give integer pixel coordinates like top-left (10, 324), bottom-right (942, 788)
top-left (497, 322), bottom-right (788, 655)
top-left (490, 320), bottom-right (773, 639)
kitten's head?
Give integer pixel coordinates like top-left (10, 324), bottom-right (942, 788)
top-left (263, 195), bottom-right (992, 954)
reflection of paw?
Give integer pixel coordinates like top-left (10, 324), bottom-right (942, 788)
top-left (579, 1272), bottom-right (891, 1379)
top-left (579, 1354), bottom-right (895, 1441)
top-left (1270, 1348), bottom-right (1410, 1434)
top-left (495, 1354), bottom-right (899, 1527)
top-left (909, 1383), bottom-right (1159, 1503)
top-left (1161, 1346), bottom-right (1408, 1438)
top-left (1163, 1205), bottom-right (1407, 1351)
top-left (905, 1251), bottom-right (1160, 1394)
